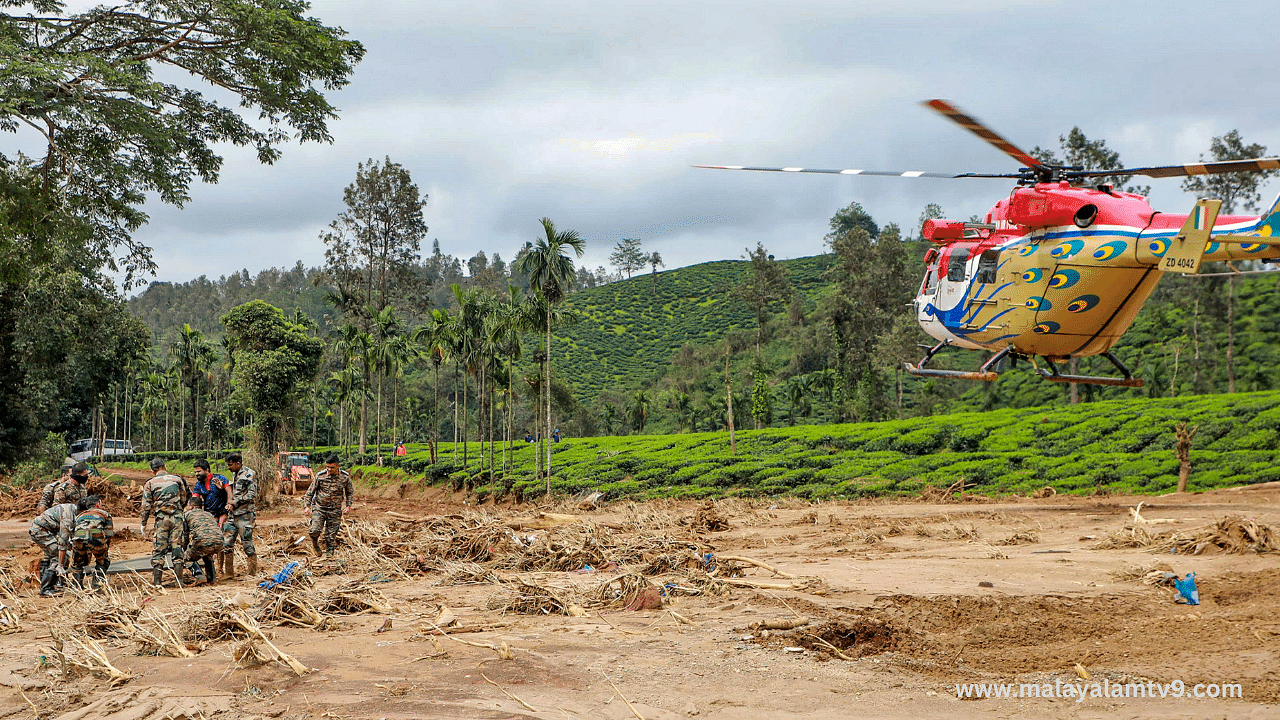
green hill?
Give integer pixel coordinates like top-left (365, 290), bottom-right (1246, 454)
top-left (552, 255), bottom-right (834, 402)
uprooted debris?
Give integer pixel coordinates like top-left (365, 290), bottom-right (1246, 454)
top-left (682, 501), bottom-right (730, 533)
top-left (486, 579), bottom-right (579, 616)
top-left (1096, 515), bottom-right (1279, 555)
top-left (1110, 561), bottom-right (1174, 583)
top-left (751, 616), bottom-right (907, 660)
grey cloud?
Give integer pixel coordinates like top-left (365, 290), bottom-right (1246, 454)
top-left (89, 0), bottom-right (1280, 289)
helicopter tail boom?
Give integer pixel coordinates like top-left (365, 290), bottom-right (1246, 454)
top-left (1155, 198), bottom-right (1221, 274)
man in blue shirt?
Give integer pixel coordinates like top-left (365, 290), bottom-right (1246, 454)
top-left (192, 459), bottom-right (229, 528)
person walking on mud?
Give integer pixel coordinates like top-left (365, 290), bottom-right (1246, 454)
top-left (140, 458), bottom-right (190, 587)
top-left (70, 495), bottom-right (113, 590)
top-left (303, 454), bottom-right (354, 557)
top-left (180, 494), bottom-right (222, 586)
top-left (29, 501), bottom-right (76, 596)
top-left (221, 452), bottom-right (259, 578)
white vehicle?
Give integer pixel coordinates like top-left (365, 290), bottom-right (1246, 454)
top-left (69, 438), bottom-right (134, 461)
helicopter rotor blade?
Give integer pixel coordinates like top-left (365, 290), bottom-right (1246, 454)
top-left (1074, 157), bottom-right (1280, 180)
top-left (692, 165), bottom-right (1018, 179)
top-left (922, 99), bottom-right (1045, 170)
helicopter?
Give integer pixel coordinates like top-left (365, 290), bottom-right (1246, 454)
top-left (697, 100), bottom-right (1280, 387)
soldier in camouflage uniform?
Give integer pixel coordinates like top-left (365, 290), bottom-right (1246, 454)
top-left (53, 462), bottom-right (90, 508)
top-left (180, 494), bottom-right (222, 586)
top-left (35, 466), bottom-right (71, 514)
top-left (70, 495), bottom-right (113, 590)
top-left (29, 502), bottom-right (75, 596)
top-left (140, 458), bottom-right (190, 586)
top-left (303, 454), bottom-right (354, 557)
top-left (221, 452), bottom-right (259, 578)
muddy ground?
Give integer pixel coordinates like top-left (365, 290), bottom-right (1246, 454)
top-left (0, 472), bottom-right (1275, 720)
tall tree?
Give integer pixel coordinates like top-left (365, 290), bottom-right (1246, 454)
top-left (609, 238), bottom-right (646, 279)
top-left (516, 218), bottom-right (585, 498)
top-left (1180, 129), bottom-right (1278, 394)
top-left (319, 157), bottom-right (430, 323)
top-left (1182, 130), bottom-right (1279, 214)
top-left (647, 252), bottom-right (665, 296)
top-left (221, 300), bottom-right (323, 465)
top-left (0, 1), bottom-right (360, 465)
top-left (823, 216), bottom-right (912, 422)
top-left (1032, 128), bottom-right (1148, 195)
top-left (733, 242), bottom-right (793, 354)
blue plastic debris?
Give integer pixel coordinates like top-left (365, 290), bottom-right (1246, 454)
top-left (702, 553), bottom-right (716, 572)
top-left (258, 561), bottom-right (301, 590)
top-left (1174, 572), bottom-right (1199, 605)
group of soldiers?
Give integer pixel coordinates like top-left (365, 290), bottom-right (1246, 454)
top-left (26, 451), bottom-right (354, 597)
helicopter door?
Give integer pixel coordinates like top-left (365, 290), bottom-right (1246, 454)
top-left (920, 248), bottom-right (939, 295)
top-left (975, 250), bottom-right (999, 284)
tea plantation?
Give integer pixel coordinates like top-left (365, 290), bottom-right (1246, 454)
top-left (341, 390), bottom-right (1280, 501)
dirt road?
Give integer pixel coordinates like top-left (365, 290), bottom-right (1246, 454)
top-left (0, 483), bottom-right (1275, 719)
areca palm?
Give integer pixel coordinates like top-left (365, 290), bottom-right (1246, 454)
top-left (630, 389), bottom-right (651, 433)
top-left (333, 323), bottom-right (376, 454)
top-left (172, 324), bottom-right (214, 450)
top-left (372, 306), bottom-right (405, 457)
top-left (412, 308), bottom-right (454, 464)
top-left (488, 287), bottom-right (536, 478)
top-left (516, 218), bottom-right (586, 497)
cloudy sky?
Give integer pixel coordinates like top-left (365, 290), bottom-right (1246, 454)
top-left (41, 1), bottom-right (1280, 288)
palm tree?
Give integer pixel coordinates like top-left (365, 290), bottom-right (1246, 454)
top-left (516, 218), bottom-right (585, 498)
top-left (412, 309), bottom-right (454, 464)
top-left (670, 391), bottom-right (693, 433)
top-left (784, 376), bottom-right (809, 426)
top-left (488, 287), bottom-right (534, 477)
top-left (171, 324), bottom-right (214, 451)
top-left (333, 323), bottom-right (375, 454)
top-left (630, 389), bottom-right (651, 433)
top-left (601, 403), bottom-right (619, 435)
top-left (372, 306), bottom-right (405, 459)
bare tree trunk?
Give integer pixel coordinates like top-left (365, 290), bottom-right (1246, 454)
top-left (1068, 358), bottom-right (1079, 404)
top-left (359, 385), bottom-right (367, 454)
top-left (1227, 275), bottom-right (1236, 393)
top-left (725, 348), bottom-right (736, 456)
top-left (545, 314), bottom-right (552, 499)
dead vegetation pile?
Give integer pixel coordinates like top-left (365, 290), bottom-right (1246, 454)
top-left (1096, 515), bottom-right (1279, 555)
top-left (681, 501), bottom-right (731, 532)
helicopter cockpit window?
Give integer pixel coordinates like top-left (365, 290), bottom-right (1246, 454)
top-left (975, 250), bottom-right (999, 284)
top-left (946, 248), bottom-right (970, 282)
top-left (923, 269), bottom-right (937, 294)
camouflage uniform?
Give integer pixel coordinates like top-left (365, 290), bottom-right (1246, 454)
top-left (303, 468), bottom-right (353, 554)
top-left (141, 473), bottom-right (190, 571)
top-left (35, 479), bottom-right (62, 514)
top-left (52, 478), bottom-right (87, 507)
top-left (223, 466), bottom-right (258, 557)
top-left (30, 503), bottom-right (76, 595)
top-left (29, 503), bottom-right (76, 563)
top-left (181, 508), bottom-right (223, 562)
top-left (71, 507), bottom-right (114, 576)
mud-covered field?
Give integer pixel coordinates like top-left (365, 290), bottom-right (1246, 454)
top-left (0, 474), bottom-right (1275, 720)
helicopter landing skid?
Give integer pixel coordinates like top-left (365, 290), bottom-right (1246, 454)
top-left (1034, 352), bottom-right (1144, 388)
top-left (904, 342), bottom-right (1008, 382)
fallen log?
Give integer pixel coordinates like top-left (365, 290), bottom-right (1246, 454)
top-left (715, 555), bottom-right (796, 579)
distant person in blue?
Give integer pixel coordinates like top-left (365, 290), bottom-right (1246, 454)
top-left (524, 433), bottom-right (534, 443)
top-left (553, 428), bottom-right (562, 443)
top-left (192, 459), bottom-right (229, 528)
